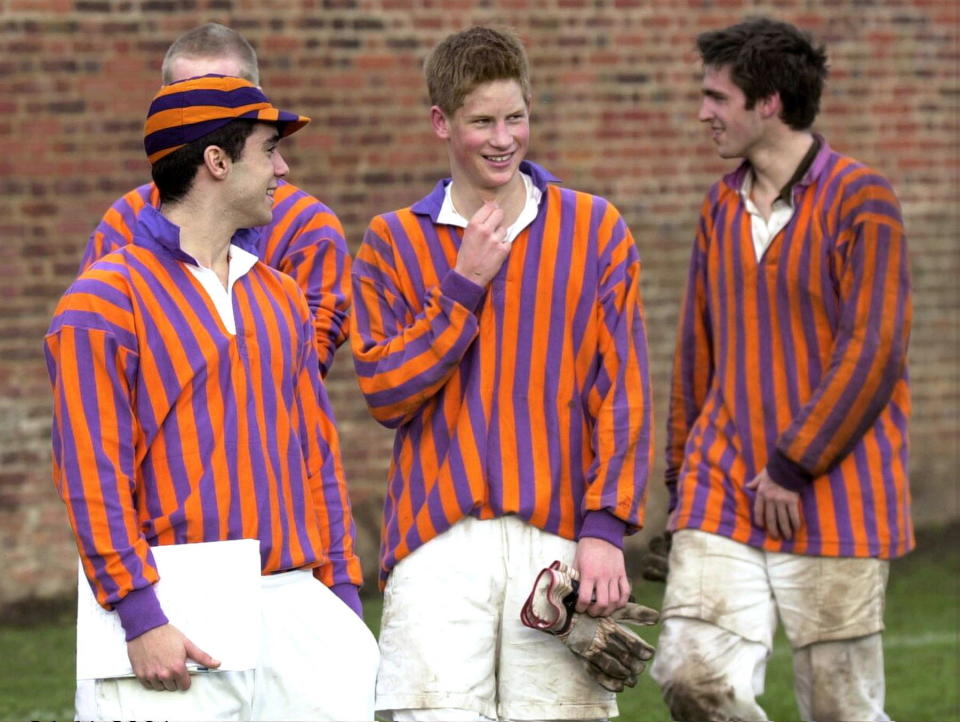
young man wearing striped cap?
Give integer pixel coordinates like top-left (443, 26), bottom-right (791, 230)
top-left (351, 26), bottom-right (654, 721)
top-left (82, 23), bottom-right (351, 378)
top-left (46, 75), bottom-right (377, 721)
top-left (650, 17), bottom-right (912, 721)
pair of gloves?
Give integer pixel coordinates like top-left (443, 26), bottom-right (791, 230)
top-left (520, 561), bottom-right (659, 692)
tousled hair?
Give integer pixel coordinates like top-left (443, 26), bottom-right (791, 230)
top-left (161, 23), bottom-right (259, 85)
top-left (424, 26), bottom-right (531, 116)
top-left (697, 17), bottom-right (828, 130)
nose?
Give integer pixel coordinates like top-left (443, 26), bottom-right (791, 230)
top-left (490, 120), bottom-right (512, 148)
top-left (273, 150), bottom-right (289, 177)
top-left (698, 98), bottom-right (712, 123)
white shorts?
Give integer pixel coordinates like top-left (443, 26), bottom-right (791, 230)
top-left (650, 530), bottom-right (890, 721)
top-left (76, 569), bottom-right (379, 721)
top-left (376, 515), bottom-right (617, 721)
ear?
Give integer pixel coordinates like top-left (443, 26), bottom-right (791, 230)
top-left (431, 105), bottom-right (451, 140)
top-left (757, 92), bottom-right (781, 121)
top-left (202, 144), bottom-right (231, 180)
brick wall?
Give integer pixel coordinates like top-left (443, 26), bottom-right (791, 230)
top-left (1, 0), bottom-right (956, 604)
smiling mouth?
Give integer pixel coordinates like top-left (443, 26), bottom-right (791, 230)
top-left (484, 153), bottom-right (513, 163)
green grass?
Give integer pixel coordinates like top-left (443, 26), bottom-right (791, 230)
top-left (2, 525), bottom-right (957, 721)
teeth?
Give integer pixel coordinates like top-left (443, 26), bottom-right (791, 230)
top-left (487, 155), bottom-right (510, 162)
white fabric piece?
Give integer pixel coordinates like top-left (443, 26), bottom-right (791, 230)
top-left (184, 243), bottom-right (259, 334)
top-left (740, 172), bottom-right (794, 262)
top-left (76, 569), bottom-right (378, 721)
top-left (437, 172), bottom-right (542, 244)
top-left (376, 515), bottom-right (617, 721)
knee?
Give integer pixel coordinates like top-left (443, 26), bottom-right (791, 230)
top-left (654, 661), bottom-right (740, 722)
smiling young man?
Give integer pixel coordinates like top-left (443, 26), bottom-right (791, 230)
top-left (351, 26), bottom-right (654, 721)
top-left (46, 75), bottom-right (376, 721)
top-left (82, 23), bottom-right (351, 378)
top-left (650, 18), bottom-right (913, 721)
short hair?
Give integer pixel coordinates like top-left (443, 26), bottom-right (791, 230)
top-left (696, 17), bottom-right (828, 130)
top-left (424, 26), bottom-right (531, 116)
top-left (151, 119), bottom-right (258, 205)
top-left (161, 23), bottom-right (259, 85)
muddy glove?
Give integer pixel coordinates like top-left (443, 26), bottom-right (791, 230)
top-left (639, 531), bottom-right (672, 583)
top-left (520, 561), bottom-right (659, 692)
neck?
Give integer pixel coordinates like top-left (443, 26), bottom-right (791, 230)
top-left (162, 196), bottom-right (236, 278)
top-left (450, 172), bottom-right (527, 227)
top-left (748, 129), bottom-right (816, 197)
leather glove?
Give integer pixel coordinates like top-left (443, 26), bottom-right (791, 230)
top-left (520, 561), bottom-right (659, 692)
top-left (639, 531), bottom-right (672, 582)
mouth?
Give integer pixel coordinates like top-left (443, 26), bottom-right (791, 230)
top-left (483, 152), bottom-right (514, 165)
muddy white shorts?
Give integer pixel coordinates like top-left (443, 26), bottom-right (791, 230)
top-left (75, 569), bottom-right (379, 721)
top-left (375, 515), bottom-right (617, 721)
top-left (650, 529), bottom-right (890, 721)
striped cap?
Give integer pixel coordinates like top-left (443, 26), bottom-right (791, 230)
top-left (144, 74), bottom-right (310, 164)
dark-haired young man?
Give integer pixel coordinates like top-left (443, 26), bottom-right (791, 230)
top-left (46, 75), bottom-right (376, 721)
top-left (351, 26), bottom-right (654, 721)
top-left (83, 23), bottom-right (350, 378)
top-left (651, 17), bottom-right (912, 721)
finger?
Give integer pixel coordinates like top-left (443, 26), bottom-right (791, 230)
top-left (470, 200), bottom-right (498, 226)
top-left (776, 502), bottom-right (794, 541)
top-left (575, 578), bottom-right (595, 614)
top-left (745, 475), bottom-right (759, 489)
top-left (789, 500), bottom-right (803, 534)
top-left (753, 493), bottom-right (765, 531)
top-left (616, 575), bottom-right (632, 608)
top-left (765, 499), bottom-right (781, 540)
top-left (185, 640), bottom-right (221, 670)
top-left (588, 579), bottom-right (611, 617)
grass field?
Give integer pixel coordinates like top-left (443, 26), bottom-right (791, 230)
top-left (2, 524), bottom-right (957, 721)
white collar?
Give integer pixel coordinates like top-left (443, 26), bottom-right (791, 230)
top-left (437, 172), bottom-right (542, 244)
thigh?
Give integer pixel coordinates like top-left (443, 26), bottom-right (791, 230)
top-left (497, 518), bottom-right (618, 721)
top-left (662, 530), bottom-right (778, 647)
top-left (255, 570), bottom-right (379, 722)
top-left (768, 554), bottom-right (889, 648)
top-left (88, 670), bottom-right (251, 721)
top-left (376, 518), bottom-right (503, 720)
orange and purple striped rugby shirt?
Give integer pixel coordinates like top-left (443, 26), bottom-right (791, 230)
top-left (81, 179), bottom-right (350, 377)
top-left (47, 206), bottom-right (361, 637)
top-left (666, 138), bottom-right (913, 559)
top-left (352, 162), bottom-right (654, 586)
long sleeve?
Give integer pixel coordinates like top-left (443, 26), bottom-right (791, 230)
top-left (45, 278), bottom-right (167, 640)
top-left (769, 171), bottom-right (911, 489)
top-left (268, 185), bottom-right (352, 377)
top-left (350, 216), bottom-right (485, 428)
top-left (664, 198), bottom-right (715, 512)
top-left (582, 208), bottom-right (653, 534)
top-left (295, 328), bottom-right (363, 587)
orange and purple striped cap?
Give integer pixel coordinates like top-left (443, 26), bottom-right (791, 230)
top-left (144, 74), bottom-right (310, 165)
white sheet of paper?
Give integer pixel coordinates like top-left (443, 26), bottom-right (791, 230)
top-left (76, 538), bottom-right (262, 680)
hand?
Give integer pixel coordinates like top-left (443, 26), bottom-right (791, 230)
top-left (453, 201), bottom-right (511, 287)
top-left (573, 537), bottom-right (630, 617)
top-left (639, 531), bottom-right (672, 583)
top-left (126, 623), bottom-right (220, 691)
top-left (746, 467), bottom-right (803, 541)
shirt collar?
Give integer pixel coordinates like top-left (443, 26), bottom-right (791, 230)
top-left (411, 160), bottom-right (561, 222)
top-left (133, 204), bottom-right (261, 266)
top-left (725, 132), bottom-right (831, 201)
top-left (435, 171), bottom-right (543, 243)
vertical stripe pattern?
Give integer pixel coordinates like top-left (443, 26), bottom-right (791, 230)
top-left (665, 140), bottom-right (913, 559)
top-left (351, 162), bottom-right (654, 586)
top-left (80, 179), bottom-right (350, 377)
top-left (47, 206), bottom-right (361, 613)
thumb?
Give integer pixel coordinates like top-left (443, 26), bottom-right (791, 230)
top-left (613, 602), bottom-right (660, 626)
top-left (184, 638), bottom-right (221, 669)
top-left (745, 475), bottom-right (760, 489)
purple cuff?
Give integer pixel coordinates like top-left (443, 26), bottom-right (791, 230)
top-left (440, 270), bottom-right (486, 313)
top-left (767, 449), bottom-right (814, 492)
top-left (115, 585), bottom-right (169, 641)
top-left (579, 510), bottom-right (627, 549)
top-left (330, 583), bottom-right (363, 618)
